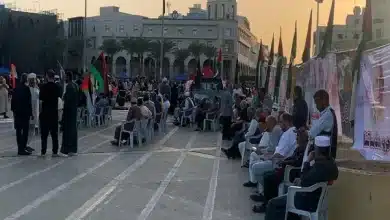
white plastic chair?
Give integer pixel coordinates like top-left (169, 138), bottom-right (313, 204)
top-left (118, 119), bottom-right (137, 148)
top-left (285, 182), bottom-right (329, 220)
top-left (278, 165), bottom-right (302, 196)
top-left (203, 111), bottom-right (219, 131)
top-left (239, 134), bottom-right (262, 167)
top-left (180, 108), bottom-right (194, 127)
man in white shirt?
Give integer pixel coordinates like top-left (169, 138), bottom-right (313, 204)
top-left (244, 113), bottom-right (296, 188)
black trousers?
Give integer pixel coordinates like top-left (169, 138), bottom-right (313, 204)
top-left (219, 116), bottom-right (231, 139)
top-left (263, 170), bottom-right (282, 204)
top-left (40, 118), bottom-right (59, 155)
top-left (265, 195), bottom-right (300, 220)
top-left (15, 117), bottom-right (29, 153)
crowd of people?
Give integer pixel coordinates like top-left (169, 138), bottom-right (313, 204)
top-left (215, 84), bottom-right (339, 219)
top-left (9, 70), bottom-right (79, 156)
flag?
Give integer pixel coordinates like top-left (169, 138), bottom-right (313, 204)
top-left (349, 0), bottom-right (372, 125)
top-left (318, 0), bottom-right (335, 58)
top-left (57, 60), bottom-right (66, 96)
top-left (10, 64), bottom-right (16, 88)
top-left (265, 34), bottom-right (275, 93)
top-left (273, 27), bottom-right (284, 100)
top-left (286, 21), bottom-right (297, 100)
top-left (214, 48), bottom-right (222, 78)
top-left (302, 10), bottom-right (313, 63)
top-left (89, 52), bottom-right (106, 93)
top-left (163, 0), bottom-right (166, 14)
top-left (255, 40), bottom-right (264, 88)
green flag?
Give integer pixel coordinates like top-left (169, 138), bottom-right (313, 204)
top-left (286, 21), bottom-right (297, 100)
top-left (89, 52), bottom-right (105, 93)
top-left (349, 0), bottom-right (372, 125)
top-left (318, 0), bottom-right (335, 58)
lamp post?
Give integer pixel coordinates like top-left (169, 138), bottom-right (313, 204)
top-left (82, 0), bottom-right (87, 72)
top-left (159, 1), bottom-right (165, 80)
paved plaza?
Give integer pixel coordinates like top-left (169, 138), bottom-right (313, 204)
top-left (0, 111), bottom-right (264, 220)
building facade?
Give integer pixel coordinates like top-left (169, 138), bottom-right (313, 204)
top-left (67, 0), bottom-right (260, 81)
top-left (314, 4), bottom-right (390, 53)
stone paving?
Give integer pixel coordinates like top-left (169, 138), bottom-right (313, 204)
top-left (0, 111), bottom-right (264, 220)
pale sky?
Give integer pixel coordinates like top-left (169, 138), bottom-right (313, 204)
top-left (8, 0), bottom-right (365, 61)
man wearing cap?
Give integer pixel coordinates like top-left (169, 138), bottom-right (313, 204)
top-left (111, 97), bottom-right (142, 146)
top-left (11, 73), bottom-right (33, 155)
top-left (264, 135), bottom-right (339, 220)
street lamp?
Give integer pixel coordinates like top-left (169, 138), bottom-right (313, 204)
top-left (159, 0), bottom-right (165, 79)
top-left (315, 0), bottom-right (324, 55)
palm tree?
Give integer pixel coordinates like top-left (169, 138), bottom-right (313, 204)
top-left (148, 40), bottom-right (176, 77)
top-left (121, 37), bottom-right (150, 76)
top-left (187, 41), bottom-right (205, 75)
top-left (99, 39), bottom-right (121, 73)
top-left (173, 48), bottom-right (189, 74)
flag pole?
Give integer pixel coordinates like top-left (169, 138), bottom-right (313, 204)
top-left (82, 0), bottom-right (87, 72)
top-left (159, 0), bottom-right (165, 80)
top-left (316, 1), bottom-right (320, 55)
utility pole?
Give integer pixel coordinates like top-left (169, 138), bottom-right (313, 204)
top-left (159, 0), bottom-right (166, 79)
top-left (82, 0), bottom-right (87, 72)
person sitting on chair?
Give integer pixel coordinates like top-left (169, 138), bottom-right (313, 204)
top-left (111, 97), bottom-right (142, 146)
top-left (264, 135), bottom-right (339, 220)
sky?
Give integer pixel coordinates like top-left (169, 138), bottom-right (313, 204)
top-left (6, 0), bottom-right (365, 61)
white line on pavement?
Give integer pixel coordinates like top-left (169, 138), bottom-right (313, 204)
top-left (64, 127), bottom-right (179, 219)
top-left (3, 154), bottom-right (118, 220)
top-left (0, 158), bottom-right (28, 170)
top-left (64, 153), bottom-right (152, 220)
top-left (136, 132), bottom-right (197, 220)
top-left (0, 160), bottom-right (65, 194)
top-left (202, 132), bottom-right (222, 220)
top-left (0, 124), bottom-right (118, 154)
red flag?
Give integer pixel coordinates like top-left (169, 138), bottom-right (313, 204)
top-left (99, 52), bottom-right (109, 95)
top-left (81, 74), bottom-right (90, 91)
top-left (217, 48), bottom-right (222, 63)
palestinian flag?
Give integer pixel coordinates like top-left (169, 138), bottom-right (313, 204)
top-left (90, 52), bottom-right (108, 95)
top-left (81, 74), bottom-right (94, 115)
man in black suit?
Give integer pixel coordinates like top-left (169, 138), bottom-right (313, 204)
top-left (11, 73), bottom-right (33, 155)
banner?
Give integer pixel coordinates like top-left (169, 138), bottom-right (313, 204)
top-left (353, 44), bottom-right (390, 161)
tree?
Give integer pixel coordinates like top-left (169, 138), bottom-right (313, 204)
top-left (173, 48), bottom-right (189, 73)
top-left (148, 40), bottom-right (176, 77)
top-left (203, 45), bottom-right (217, 59)
top-left (188, 41), bottom-right (205, 59)
top-left (99, 39), bottom-right (121, 73)
top-left (121, 37), bottom-right (150, 76)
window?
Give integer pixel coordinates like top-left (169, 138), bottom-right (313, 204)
top-left (148, 27), bottom-right (153, 33)
top-left (337, 34), bottom-right (344, 40)
top-left (214, 6), bottom-right (217, 19)
top-left (177, 27), bottom-right (184, 36)
top-left (163, 27), bottom-right (168, 34)
top-left (208, 28), bottom-right (213, 32)
top-left (208, 5), bottom-right (211, 19)
top-left (376, 28), bottom-right (383, 39)
top-left (119, 24), bottom-right (124, 32)
top-left (355, 19), bottom-right (360, 25)
top-left (231, 5), bottom-right (235, 19)
top-left (224, 28), bottom-right (231, 37)
top-left (207, 41), bottom-right (213, 47)
top-left (92, 25), bottom-right (96, 32)
top-left (133, 24), bottom-right (139, 31)
top-left (104, 24), bottom-right (110, 32)
top-left (373, 18), bottom-right (384, 24)
top-left (192, 28), bottom-right (198, 36)
top-left (222, 4), bottom-right (225, 19)
top-left (354, 33), bottom-right (360, 40)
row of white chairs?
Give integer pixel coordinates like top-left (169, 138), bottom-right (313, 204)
top-left (118, 110), bottom-right (169, 148)
top-left (178, 107), bottom-right (220, 131)
top-left (77, 106), bottom-right (113, 128)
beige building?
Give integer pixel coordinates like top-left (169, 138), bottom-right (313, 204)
top-left (66, 0), bottom-right (260, 81)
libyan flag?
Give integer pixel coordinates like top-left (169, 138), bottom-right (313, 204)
top-left (90, 52), bottom-right (108, 94)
